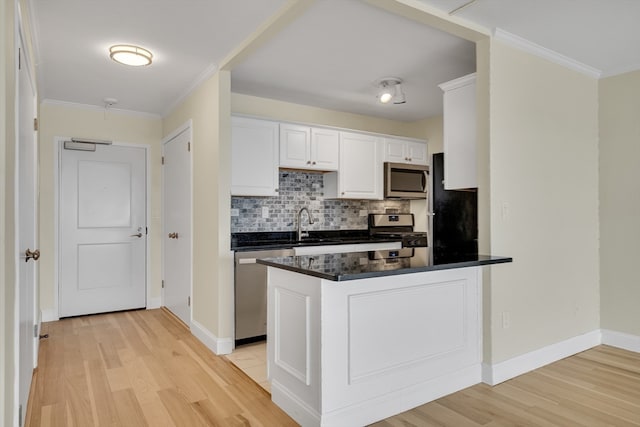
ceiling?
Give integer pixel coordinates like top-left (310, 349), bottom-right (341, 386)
top-left (30, 0), bottom-right (640, 121)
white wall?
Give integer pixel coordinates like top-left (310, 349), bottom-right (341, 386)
top-left (599, 70), bottom-right (640, 336)
top-left (486, 41), bottom-right (600, 363)
top-left (38, 102), bottom-right (163, 318)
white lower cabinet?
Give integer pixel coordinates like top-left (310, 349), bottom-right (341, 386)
top-left (267, 266), bottom-right (482, 427)
top-left (231, 116), bottom-right (279, 196)
top-left (324, 131), bottom-right (384, 200)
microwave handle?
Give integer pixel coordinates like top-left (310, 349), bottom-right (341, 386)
top-left (422, 170), bottom-right (428, 191)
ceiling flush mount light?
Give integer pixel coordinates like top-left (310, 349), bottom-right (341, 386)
top-left (376, 77), bottom-right (406, 105)
top-left (109, 44), bottom-right (153, 66)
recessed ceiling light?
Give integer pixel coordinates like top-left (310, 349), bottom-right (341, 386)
top-left (109, 45), bottom-right (153, 67)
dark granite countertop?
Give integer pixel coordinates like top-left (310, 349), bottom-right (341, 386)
top-left (257, 247), bottom-right (512, 281)
top-left (231, 230), bottom-right (401, 251)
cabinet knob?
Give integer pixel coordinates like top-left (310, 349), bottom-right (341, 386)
top-left (275, 188), bottom-right (279, 192)
top-left (312, 161), bottom-right (316, 165)
top-left (307, 160), bottom-right (311, 165)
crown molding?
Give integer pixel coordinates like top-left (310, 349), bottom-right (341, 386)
top-left (162, 62), bottom-right (218, 118)
top-left (40, 99), bottom-right (161, 119)
top-left (493, 28), bottom-right (602, 79)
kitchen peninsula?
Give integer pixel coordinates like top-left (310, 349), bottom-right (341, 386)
top-left (258, 249), bottom-right (511, 427)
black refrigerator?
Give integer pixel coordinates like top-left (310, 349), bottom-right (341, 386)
top-left (431, 153), bottom-right (478, 262)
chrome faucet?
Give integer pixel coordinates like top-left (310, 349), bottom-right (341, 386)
top-left (297, 207), bottom-right (315, 241)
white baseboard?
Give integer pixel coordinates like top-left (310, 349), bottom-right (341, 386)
top-left (482, 330), bottom-right (602, 386)
top-left (602, 329), bottom-right (640, 352)
top-left (146, 297), bottom-right (161, 310)
top-left (273, 365), bottom-right (481, 427)
top-left (190, 319), bottom-right (233, 355)
top-left (271, 380), bottom-right (322, 427)
top-left (41, 308), bottom-right (59, 322)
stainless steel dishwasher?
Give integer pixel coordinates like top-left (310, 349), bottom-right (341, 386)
top-left (234, 248), bottom-right (294, 345)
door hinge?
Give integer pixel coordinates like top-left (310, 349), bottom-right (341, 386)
top-left (161, 156), bottom-right (165, 165)
top-left (34, 117), bottom-right (38, 131)
top-left (33, 324), bottom-right (38, 338)
top-left (188, 142), bottom-right (191, 152)
top-left (161, 280), bottom-right (164, 289)
top-left (188, 296), bottom-right (191, 307)
top-left (146, 227), bottom-right (148, 235)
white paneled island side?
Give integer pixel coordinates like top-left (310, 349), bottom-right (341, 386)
top-left (258, 249), bottom-right (511, 426)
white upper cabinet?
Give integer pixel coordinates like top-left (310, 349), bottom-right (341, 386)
top-left (324, 131), bottom-right (384, 200)
top-left (231, 116), bottom-right (279, 196)
top-left (439, 73), bottom-right (477, 189)
top-left (280, 123), bottom-right (339, 171)
top-left (384, 138), bottom-right (428, 165)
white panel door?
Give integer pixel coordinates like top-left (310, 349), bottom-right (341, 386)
top-left (162, 129), bottom-right (192, 325)
top-left (17, 39), bottom-right (38, 426)
top-left (59, 144), bottom-right (147, 317)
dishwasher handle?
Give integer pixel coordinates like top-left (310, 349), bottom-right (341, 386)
top-left (238, 258), bottom-right (257, 264)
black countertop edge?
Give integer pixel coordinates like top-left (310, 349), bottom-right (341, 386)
top-left (231, 230), bottom-right (401, 251)
top-left (257, 254), bottom-right (513, 282)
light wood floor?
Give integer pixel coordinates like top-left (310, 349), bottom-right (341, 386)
top-left (26, 309), bottom-right (297, 427)
top-left (27, 308), bottom-right (640, 426)
top-left (372, 345), bottom-right (640, 427)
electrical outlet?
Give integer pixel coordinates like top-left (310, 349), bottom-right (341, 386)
top-left (261, 206), bottom-right (269, 218)
top-left (230, 208), bottom-right (239, 217)
top-left (359, 210), bottom-right (368, 217)
top-left (502, 311), bottom-right (510, 329)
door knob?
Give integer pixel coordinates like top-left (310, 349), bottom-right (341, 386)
top-left (25, 248), bottom-right (40, 262)
top-left (130, 233), bottom-right (143, 238)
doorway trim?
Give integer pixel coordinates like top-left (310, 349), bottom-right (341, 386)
top-left (50, 137), bottom-right (152, 320)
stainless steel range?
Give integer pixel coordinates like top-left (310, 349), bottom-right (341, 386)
top-left (368, 213), bottom-right (428, 248)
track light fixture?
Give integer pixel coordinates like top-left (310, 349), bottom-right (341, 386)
top-left (376, 77), bottom-right (406, 105)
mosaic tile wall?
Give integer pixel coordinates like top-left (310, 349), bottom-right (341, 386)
top-left (231, 171), bottom-right (410, 233)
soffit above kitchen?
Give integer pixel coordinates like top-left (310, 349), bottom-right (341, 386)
top-left (30, 0), bottom-right (640, 118)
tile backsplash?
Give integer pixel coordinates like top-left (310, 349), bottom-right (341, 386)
top-left (231, 171), bottom-right (409, 233)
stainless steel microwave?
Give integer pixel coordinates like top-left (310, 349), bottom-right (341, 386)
top-left (384, 162), bottom-right (429, 199)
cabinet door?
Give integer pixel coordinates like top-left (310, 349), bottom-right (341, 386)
top-left (384, 138), bottom-right (407, 163)
top-left (338, 132), bottom-right (383, 199)
top-left (231, 117), bottom-right (279, 196)
top-left (406, 141), bottom-right (428, 165)
top-left (440, 73), bottom-right (476, 189)
top-left (280, 123), bottom-right (311, 169)
top-left (384, 138), bottom-right (428, 165)
top-left (310, 128), bottom-right (339, 170)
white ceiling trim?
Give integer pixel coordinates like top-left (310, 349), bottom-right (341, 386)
top-left (40, 98), bottom-right (161, 119)
top-left (161, 62), bottom-right (218, 118)
top-left (493, 28), bottom-right (602, 79)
